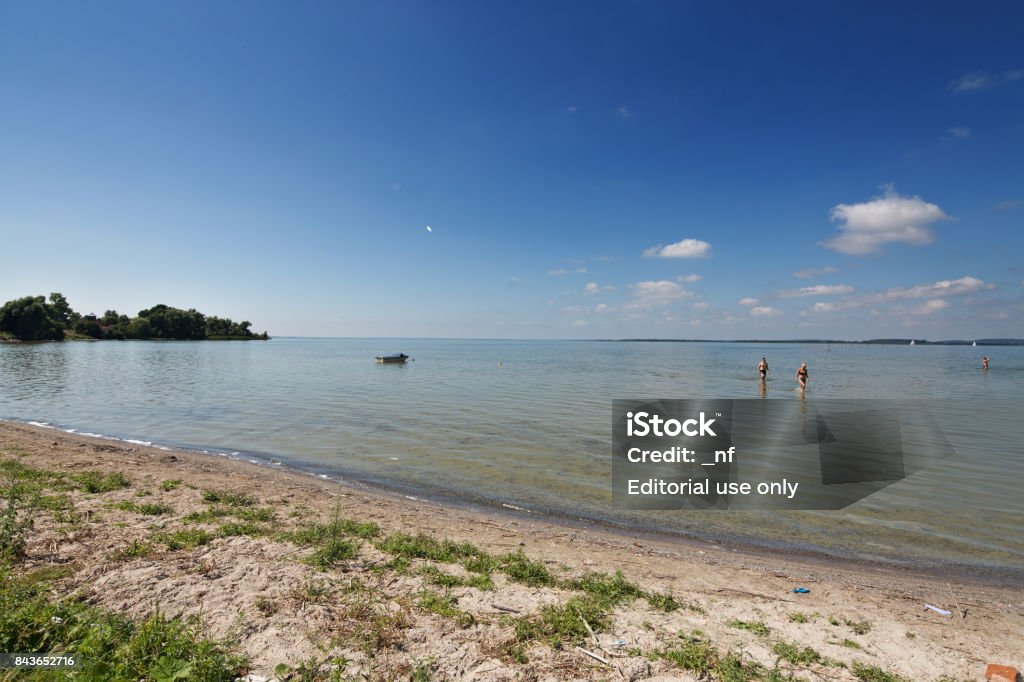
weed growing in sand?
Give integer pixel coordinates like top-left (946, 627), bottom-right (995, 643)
top-left (377, 532), bottom-right (479, 563)
top-left (201, 489), bottom-right (256, 507)
top-left (851, 662), bottom-right (906, 682)
top-left (232, 506), bottom-right (276, 522)
top-left (839, 638), bottom-right (862, 649)
top-left (112, 501), bottom-right (174, 516)
top-left (109, 539), bottom-right (152, 561)
top-left (288, 516), bottom-right (380, 545)
top-left (496, 550), bottom-right (557, 587)
top-left (253, 596), bottom-right (277, 616)
top-left (410, 658), bottom-right (435, 682)
top-left (419, 564), bottom-right (494, 591)
top-left (73, 470), bottom-right (130, 493)
top-left (0, 476), bottom-right (32, 561)
top-left (218, 522), bottom-right (266, 538)
top-left (565, 570), bottom-right (644, 607)
top-left (160, 479), bottom-right (182, 491)
top-left (0, 564), bottom-right (246, 680)
top-left (513, 595), bottom-right (610, 648)
top-left (828, 614), bottom-right (840, 626)
top-left (653, 634), bottom-right (718, 676)
top-left (155, 528), bottom-right (213, 550)
top-left (787, 611), bottom-right (809, 623)
top-left (772, 641), bottom-right (826, 667)
top-left (729, 619), bottom-right (771, 637)
top-left (845, 619), bottom-right (871, 635)
top-left (416, 589), bottom-right (475, 627)
top-left (646, 591), bottom-right (681, 612)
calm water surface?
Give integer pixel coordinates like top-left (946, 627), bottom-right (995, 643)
top-left (2, 338), bottom-right (1022, 580)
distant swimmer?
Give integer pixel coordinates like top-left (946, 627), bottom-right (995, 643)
top-left (796, 362), bottom-right (809, 392)
top-left (758, 357), bottom-right (769, 381)
top-left (982, 356), bottom-right (989, 370)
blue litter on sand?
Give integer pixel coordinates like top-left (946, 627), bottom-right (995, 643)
top-left (792, 587), bottom-right (810, 594)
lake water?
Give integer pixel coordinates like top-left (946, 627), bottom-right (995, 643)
top-left (2, 338), bottom-right (1022, 581)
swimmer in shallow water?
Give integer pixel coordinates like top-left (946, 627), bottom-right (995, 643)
top-left (982, 356), bottom-right (989, 370)
top-left (796, 362), bottom-right (808, 392)
top-left (758, 356), bottom-right (769, 381)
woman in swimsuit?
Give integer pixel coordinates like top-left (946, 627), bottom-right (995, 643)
top-left (758, 357), bottom-right (769, 381)
top-left (796, 362), bottom-right (808, 392)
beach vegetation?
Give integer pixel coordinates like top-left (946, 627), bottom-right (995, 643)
top-left (729, 619), bottom-right (771, 636)
top-left (772, 641), bottom-right (823, 666)
top-left (565, 570), bottom-right (644, 607)
top-left (217, 521), bottom-right (266, 538)
top-left (646, 591), bottom-right (682, 612)
top-left (496, 550), bottom-right (557, 587)
top-left (155, 528), bottom-right (214, 550)
top-left (513, 595), bottom-right (610, 648)
top-left (159, 479), bottom-right (182, 491)
top-left (418, 564), bottom-right (494, 591)
top-left (0, 477), bottom-right (32, 561)
top-left (851, 662), bottom-right (906, 682)
top-left (112, 501), bottom-right (173, 516)
top-left (416, 589), bottom-right (475, 627)
top-left (0, 564), bottom-right (246, 680)
top-left (653, 634), bottom-right (718, 675)
top-left (74, 470), bottom-right (130, 493)
top-left (377, 532), bottom-right (479, 563)
top-left (110, 539), bottom-right (153, 561)
top-left (201, 488), bottom-right (256, 507)
top-left (787, 611), bottom-right (809, 623)
top-left (845, 619), bottom-right (871, 635)
top-left (840, 638), bottom-right (862, 649)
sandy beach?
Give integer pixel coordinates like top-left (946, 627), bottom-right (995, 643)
top-left (2, 419), bottom-right (1021, 681)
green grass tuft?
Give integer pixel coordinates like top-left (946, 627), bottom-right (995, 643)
top-left (729, 619), bottom-right (771, 636)
top-left (73, 470), bottom-right (130, 493)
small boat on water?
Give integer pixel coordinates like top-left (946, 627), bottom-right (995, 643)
top-left (375, 353), bottom-right (410, 364)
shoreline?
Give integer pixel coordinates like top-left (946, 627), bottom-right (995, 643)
top-left (4, 417), bottom-right (1020, 588)
top-left (2, 419), bottom-right (1022, 679)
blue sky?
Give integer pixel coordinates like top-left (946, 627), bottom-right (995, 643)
top-left (1, 1), bottom-right (1022, 339)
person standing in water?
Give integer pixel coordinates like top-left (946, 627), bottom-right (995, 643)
top-left (796, 362), bottom-right (809, 392)
top-left (758, 357), bottom-right (769, 382)
top-left (982, 356), bottom-right (989, 370)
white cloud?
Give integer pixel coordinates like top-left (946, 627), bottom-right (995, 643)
top-left (946, 126), bottom-right (971, 139)
top-left (625, 280), bottom-right (694, 310)
top-left (595, 303), bottom-right (612, 314)
top-left (572, 319), bottom-right (588, 327)
top-left (692, 302), bottom-right (710, 310)
top-left (822, 188), bottom-right (951, 255)
top-left (869, 276), bottom-right (989, 301)
top-left (548, 267), bottom-right (588, 276)
top-left (793, 266), bottom-right (838, 279)
top-left (565, 106), bottom-right (579, 114)
top-left (616, 105), bottom-right (632, 118)
top-left (911, 299), bottom-right (949, 315)
top-left (949, 70), bottom-right (1024, 92)
top-left (750, 306), bottom-right (781, 317)
top-left (676, 273), bottom-right (703, 283)
top-left (779, 284), bottom-right (854, 298)
top-left (802, 300), bottom-right (860, 315)
top-left (644, 239), bottom-right (712, 259)
top-left (738, 297), bottom-right (759, 306)
top-left (584, 282), bottom-right (600, 295)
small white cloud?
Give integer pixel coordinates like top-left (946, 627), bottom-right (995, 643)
top-left (692, 302), bottom-right (710, 310)
top-left (565, 106), bottom-right (579, 113)
top-left (548, 267), bottom-right (588, 276)
top-left (616, 105), bottom-right (632, 118)
top-left (676, 273), bottom-right (703, 283)
top-left (595, 303), bottom-right (612, 314)
top-left (644, 239), bottom-right (712, 259)
top-left (572, 319), bottom-right (588, 327)
top-left (949, 70), bottom-right (1024, 92)
top-left (793, 266), bottom-right (838, 279)
top-left (750, 306), bottom-right (781, 317)
top-left (584, 282), bottom-right (600, 295)
top-left (779, 284), bottom-right (854, 298)
top-left (946, 126), bottom-right (972, 139)
top-left (822, 187), bottom-right (951, 255)
top-left (738, 297), bottom-right (759, 306)
top-left (870, 276), bottom-right (990, 301)
top-left (912, 299), bottom-right (949, 315)
top-left (625, 280), bottom-right (694, 310)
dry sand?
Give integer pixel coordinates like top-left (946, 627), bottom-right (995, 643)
top-left (2, 420), bottom-right (1021, 681)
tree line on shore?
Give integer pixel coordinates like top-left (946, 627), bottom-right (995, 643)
top-left (0, 293), bottom-right (269, 342)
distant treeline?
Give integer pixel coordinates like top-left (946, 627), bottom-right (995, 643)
top-left (612, 338), bottom-right (1024, 346)
top-left (0, 293), bottom-right (269, 342)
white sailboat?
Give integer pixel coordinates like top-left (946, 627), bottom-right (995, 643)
top-left (972, 340), bottom-right (977, 347)
top-left (909, 339), bottom-right (915, 346)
